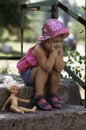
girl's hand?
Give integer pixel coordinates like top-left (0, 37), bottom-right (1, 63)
top-left (57, 47), bottom-right (64, 56)
top-left (45, 42), bottom-right (55, 53)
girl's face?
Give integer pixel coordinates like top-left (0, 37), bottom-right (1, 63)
top-left (44, 35), bottom-right (64, 49)
top-left (52, 36), bottom-right (64, 49)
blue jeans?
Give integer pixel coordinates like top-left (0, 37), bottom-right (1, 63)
top-left (20, 68), bottom-right (32, 85)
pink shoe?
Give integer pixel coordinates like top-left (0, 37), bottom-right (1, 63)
top-left (48, 93), bottom-right (62, 109)
top-left (35, 95), bottom-right (53, 110)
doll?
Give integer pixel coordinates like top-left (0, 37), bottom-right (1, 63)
top-left (1, 76), bottom-right (37, 114)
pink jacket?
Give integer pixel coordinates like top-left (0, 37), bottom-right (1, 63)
top-left (17, 46), bottom-right (38, 73)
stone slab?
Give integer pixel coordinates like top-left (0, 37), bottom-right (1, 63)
top-left (0, 105), bottom-right (86, 130)
top-left (0, 75), bottom-right (81, 109)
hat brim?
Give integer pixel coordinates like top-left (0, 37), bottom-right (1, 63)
top-left (37, 28), bottom-right (70, 42)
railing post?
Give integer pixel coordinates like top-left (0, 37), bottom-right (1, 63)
top-left (21, 7), bottom-right (24, 57)
top-left (51, 0), bottom-right (58, 18)
top-left (51, 5), bottom-right (56, 18)
top-left (85, 85), bottom-right (86, 108)
top-left (85, 1), bottom-right (86, 108)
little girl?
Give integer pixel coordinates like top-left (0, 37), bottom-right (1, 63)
top-left (17, 19), bottom-right (70, 110)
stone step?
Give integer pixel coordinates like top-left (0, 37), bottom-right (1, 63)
top-left (0, 105), bottom-right (86, 130)
top-left (0, 75), bottom-right (81, 109)
top-left (0, 75), bottom-right (84, 130)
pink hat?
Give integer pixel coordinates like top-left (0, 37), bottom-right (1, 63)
top-left (37, 19), bottom-right (70, 42)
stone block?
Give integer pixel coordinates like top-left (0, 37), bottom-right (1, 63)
top-left (0, 105), bottom-right (86, 130)
top-left (0, 74), bottom-right (81, 109)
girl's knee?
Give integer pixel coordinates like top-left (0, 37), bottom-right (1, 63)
top-left (39, 67), bottom-right (49, 74)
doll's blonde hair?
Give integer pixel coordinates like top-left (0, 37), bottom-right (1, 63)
top-left (4, 76), bottom-right (18, 90)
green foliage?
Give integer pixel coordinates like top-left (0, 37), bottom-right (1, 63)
top-left (70, 21), bottom-right (85, 42)
top-left (0, 0), bottom-right (46, 42)
top-left (23, 10), bottom-right (46, 42)
top-left (0, 61), bottom-right (10, 74)
top-left (24, 29), bottom-right (36, 42)
top-left (63, 42), bottom-right (85, 80)
top-left (82, 6), bottom-right (86, 10)
top-left (0, 0), bottom-right (21, 29)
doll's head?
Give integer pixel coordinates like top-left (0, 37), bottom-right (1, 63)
top-left (9, 85), bottom-right (18, 94)
top-left (4, 76), bottom-right (18, 94)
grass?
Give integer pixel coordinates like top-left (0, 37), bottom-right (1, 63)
top-left (0, 41), bottom-right (35, 56)
top-left (0, 41), bottom-right (35, 75)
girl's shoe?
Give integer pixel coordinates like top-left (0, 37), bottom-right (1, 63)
top-left (47, 93), bottom-right (62, 109)
top-left (35, 95), bottom-right (53, 110)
